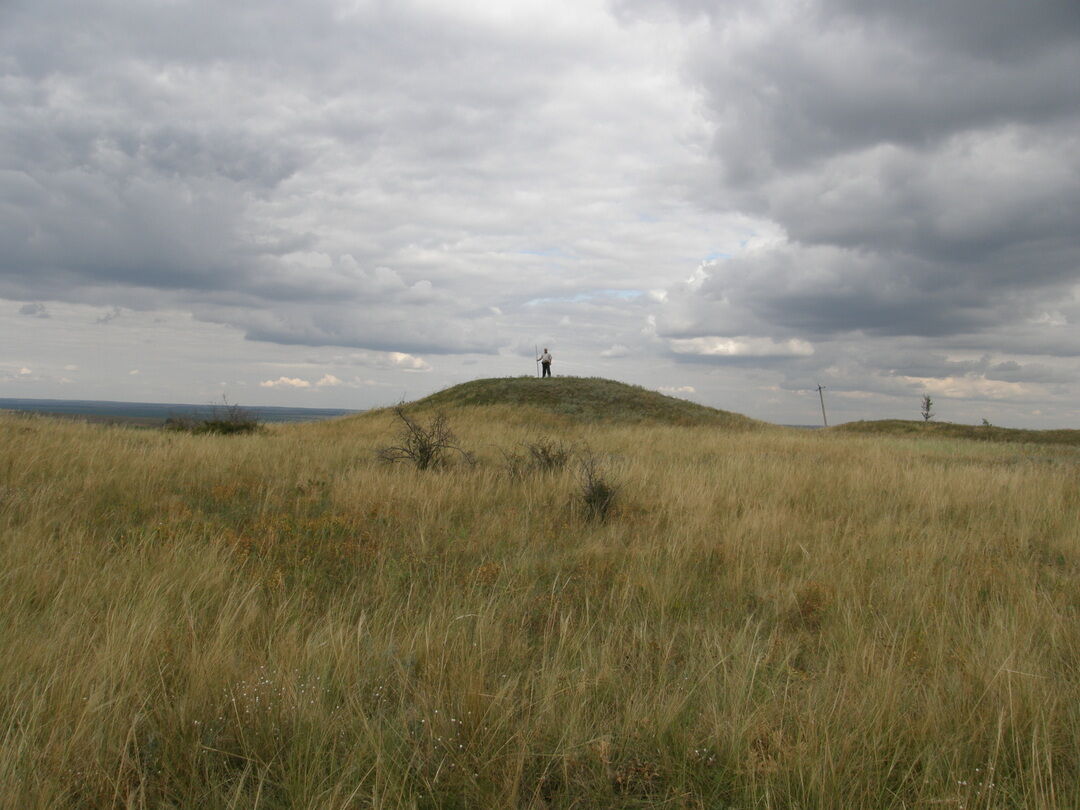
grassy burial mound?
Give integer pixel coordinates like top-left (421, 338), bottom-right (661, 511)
top-left (411, 375), bottom-right (764, 429)
top-left (834, 418), bottom-right (1080, 447)
top-left (2, 401), bottom-right (1079, 807)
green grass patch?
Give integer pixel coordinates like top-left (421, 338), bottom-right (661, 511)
top-left (413, 375), bottom-right (764, 429)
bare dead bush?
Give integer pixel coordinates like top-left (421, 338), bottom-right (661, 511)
top-left (377, 407), bottom-right (474, 470)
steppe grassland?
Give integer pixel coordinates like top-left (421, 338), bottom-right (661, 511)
top-left (1, 407), bottom-right (1078, 808)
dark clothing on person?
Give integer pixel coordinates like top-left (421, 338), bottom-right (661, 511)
top-left (541, 361), bottom-right (551, 377)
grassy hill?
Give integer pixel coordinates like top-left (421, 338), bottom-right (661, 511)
top-left (833, 418), bottom-right (1080, 447)
top-left (407, 375), bottom-right (764, 429)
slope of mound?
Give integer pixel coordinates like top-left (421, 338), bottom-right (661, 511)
top-left (411, 376), bottom-right (762, 428)
top-left (833, 419), bottom-right (1080, 447)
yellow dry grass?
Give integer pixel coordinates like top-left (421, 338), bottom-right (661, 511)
top-left (1, 407), bottom-right (1078, 808)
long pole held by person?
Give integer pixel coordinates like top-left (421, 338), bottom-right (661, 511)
top-left (535, 345), bottom-right (540, 378)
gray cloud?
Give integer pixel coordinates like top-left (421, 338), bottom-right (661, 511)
top-left (18, 302), bottom-right (48, 318)
top-left (95, 307), bottom-right (123, 324)
top-left (870, 351), bottom-right (1073, 386)
top-left (652, 0), bottom-right (1080, 390)
top-left (690, 1), bottom-right (1080, 180)
top-left (2, 0), bottom-right (721, 357)
top-left (211, 302), bottom-right (500, 355)
top-left (819, 0), bottom-right (1080, 61)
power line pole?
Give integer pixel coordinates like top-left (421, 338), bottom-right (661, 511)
top-left (816, 384), bottom-right (828, 427)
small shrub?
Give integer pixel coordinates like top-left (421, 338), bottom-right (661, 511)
top-left (377, 406), bottom-right (473, 470)
top-left (502, 437), bottom-right (575, 478)
top-left (193, 416), bottom-right (260, 436)
top-left (526, 437), bottom-right (574, 472)
top-left (165, 397), bottom-right (261, 435)
top-left (921, 395), bottom-right (934, 422)
top-left (579, 454), bottom-right (617, 522)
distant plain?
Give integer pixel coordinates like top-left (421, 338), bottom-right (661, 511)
top-left (0, 398), bottom-right (357, 427)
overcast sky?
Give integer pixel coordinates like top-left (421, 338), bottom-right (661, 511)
top-left (2, 0), bottom-right (1078, 426)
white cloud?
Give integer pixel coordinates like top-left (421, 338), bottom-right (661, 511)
top-left (899, 375), bottom-right (1034, 400)
top-left (387, 353), bottom-right (433, 373)
top-left (327, 350), bottom-right (435, 371)
top-left (659, 385), bottom-right (696, 394)
top-left (601, 344), bottom-right (631, 358)
top-left (668, 336), bottom-right (815, 358)
top-left (259, 376), bottom-right (312, 389)
top-left (316, 374), bottom-right (342, 387)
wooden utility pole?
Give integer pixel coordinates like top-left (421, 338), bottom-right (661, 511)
top-left (816, 384), bottom-right (828, 427)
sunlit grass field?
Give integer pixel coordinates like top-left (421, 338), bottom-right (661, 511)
top-left (2, 391), bottom-right (1078, 808)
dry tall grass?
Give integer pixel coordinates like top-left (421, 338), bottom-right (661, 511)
top-left (1, 407), bottom-right (1078, 808)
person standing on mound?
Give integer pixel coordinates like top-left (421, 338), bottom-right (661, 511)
top-left (538, 348), bottom-right (552, 377)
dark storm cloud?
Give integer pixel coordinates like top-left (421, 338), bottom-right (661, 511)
top-left (702, 40), bottom-right (1080, 184)
top-left (871, 351), bottom-right (1073, 386)
top-left (819, 0), bottom-right (1080, 60)
top-left (685, 0), bottom-right (1080, 180)
top-left (980, 359), bottom-right (1071, 385)
top-left (654, 0), bottom-right (1080, 363)
top-left (661, 239), bottom-right (1073, 345)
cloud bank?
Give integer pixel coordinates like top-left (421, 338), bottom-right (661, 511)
top-left (1, 0), bottom-right (1077, 425)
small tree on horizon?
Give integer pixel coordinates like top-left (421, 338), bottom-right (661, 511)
top-left (921, 395), bottom-right (934, 422)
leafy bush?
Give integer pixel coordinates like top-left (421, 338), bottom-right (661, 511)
top-left (377, 407), bottom-right (474, 470)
